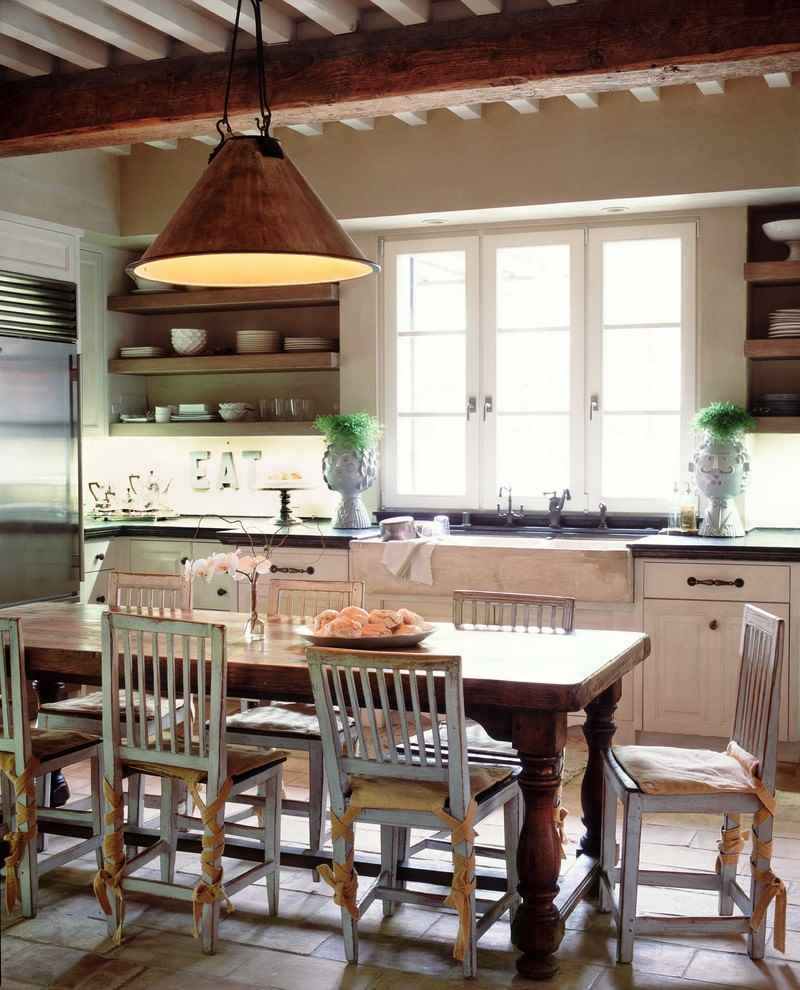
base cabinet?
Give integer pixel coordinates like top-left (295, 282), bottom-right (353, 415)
top-left (129, 539), bottom-right (237, 611)
top-left (643, 598), bottom-right (790, 740)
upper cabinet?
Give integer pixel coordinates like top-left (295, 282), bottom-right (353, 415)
top-left (0, 211), bottom-right (80, 283)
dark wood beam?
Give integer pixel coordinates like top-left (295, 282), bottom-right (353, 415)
top-left (1, 0), bottom-right (800, 156)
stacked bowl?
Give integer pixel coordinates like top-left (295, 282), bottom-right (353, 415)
top-left (171, 328), bottom-right (207, 355)
top-left (236, 330), bottom-right (281, 354)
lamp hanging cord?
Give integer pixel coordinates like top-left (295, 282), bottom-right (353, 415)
top-left (212, 0), bottom-right (272, 157)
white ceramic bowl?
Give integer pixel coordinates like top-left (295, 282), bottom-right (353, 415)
top-left (763, 220), bottom-right (800, 261)
top-left (219, 405), bottom-right (249, 422)
top-left (171, 328), bottom-right (207, 355)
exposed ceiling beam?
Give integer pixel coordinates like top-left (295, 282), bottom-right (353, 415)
top-left (3, 0), bottom-right (800, 156)
top-left (764, 70), bottom-right (793, 86)
top-left (99, 144), bottom-right (131, 154)
top-left (188, 0), bottom-right (293, 43)
top-left (341, 116), bottom-right (375, 130)
top-left (460, 0), bottom-right (502, 12)
top-left (448, 102), bottom-right (481, 119)
top-left (0, 0), bottom-right (108, 67)
top-left (103, 0), bottom-right (229, 53)
top-left (370, 0), bottom-right (429, 25)
top-left (566, 91), bottom-right (599, 108)
top-left (629, 85), bottom-right (660, 102)
top-left (696, 78), bottom-right (725, 94)
top-left (285, 122), bottom-right (324, 136)
top-left (144, 138), bottom-right (177, 149)
top-left (393, 109), bottom-right (428, 125)
top-left (506, 97), bottom-right (539, 113)
top-left (192, 134), bottom-right (218, 145)
top-left (281, 0), bottom-right (359, 35)
top-left (0, 32), bottom-right (51, 73)
top-left (13, 0), bottom-right (169, 60)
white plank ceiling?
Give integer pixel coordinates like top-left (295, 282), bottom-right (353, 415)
top-left (0, 0), bottom-right (794, 152)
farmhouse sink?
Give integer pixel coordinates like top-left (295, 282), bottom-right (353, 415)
top-left (448, 525), bottom-right (657, 541)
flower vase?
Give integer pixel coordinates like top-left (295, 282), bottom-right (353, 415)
top-left (243, 579), bottom-right (265, 641)
top-left (322, 444), bottom-right (378, 530)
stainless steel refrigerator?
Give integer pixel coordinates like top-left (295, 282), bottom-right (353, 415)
top-left (0, 269), bottom-right (81, 606)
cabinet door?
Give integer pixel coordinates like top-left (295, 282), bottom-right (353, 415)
top-left (129, 539), bottom-right (236, 611)
top-left (643, 599), bottom-right (789, 738)
top-left (0, 217), bottom-right (78, 281)
top-left (575, 602), bottom-right (643, 729)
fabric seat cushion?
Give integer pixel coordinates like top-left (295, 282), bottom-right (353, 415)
top-left (349, 765), bottom-right (516, 815)
top-left (423, 718), bottom-right (514, 756)
top-left (40, 690), bottom-right (182, 722)
top-left (29, 726), bottom-right (99, 762)
top-left (126, 742), bottom-right (287, 786)
top-left (227, 703), bottom-right (328, 738)
top-left (612, 744), bottom-right (758, 797)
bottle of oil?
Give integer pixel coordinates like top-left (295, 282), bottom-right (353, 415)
top-left (679, 483), bottom-right (698, 533)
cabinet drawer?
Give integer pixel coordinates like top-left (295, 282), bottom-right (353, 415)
top-left (130, 539), bottom-right (236, 611)
top-left (644, 561), bottom-right (789, 603)
top-left (84, 539), bottom-right (112, 575)
top-left (243, 548), bottom-right (350, 612)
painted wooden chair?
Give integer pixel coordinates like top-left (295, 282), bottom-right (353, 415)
top-left (37, 571), bottom-right (192, 836)
top-left (226, 579), bottom-right (364, 856)
top-left (0, 616), bottom-right (103, 917)
top-left (306, 646), bottom-right (521, 979)
top-left (600, 604), bottom-right (786, 963)
top-left (94, 610), bottom-right (285, 954)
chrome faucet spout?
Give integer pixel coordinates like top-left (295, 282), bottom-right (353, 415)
top-left (544, 488), bottom-right (572, 529)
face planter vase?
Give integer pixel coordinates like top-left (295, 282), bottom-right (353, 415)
top-left (322, 444), bottom-right (378, 529)
top-left (690, 433), bottom-right (750, 537)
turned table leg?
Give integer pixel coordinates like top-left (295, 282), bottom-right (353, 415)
top-left (578, 680), bottom-right (621, 858)
top-left (511, 710), bottom-right (567, 980)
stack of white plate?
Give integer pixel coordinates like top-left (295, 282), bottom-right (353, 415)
top-left (119, 346), bottom-right (165, 358)
top-left (768, 309), bottom-right (800, 337)
top-left (283, 337), bottom-right (337, 352)
top-left (236, 330), bottom-right (281, 354)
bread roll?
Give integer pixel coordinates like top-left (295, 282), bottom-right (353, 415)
top-left (322, 617), bottom-right (362, 637)
top-left (360, 623), bottom-right (390, 637)
top-left (367, 609), bottom-right (403, 630)
top-left (339, 606), bottom-right (369, 625)
top-left (398, 608), bottom-right (425, 628)
top-left (314, 609), bottom-right (339, 631)
top-left (395, 623), bottom-right (423, 635)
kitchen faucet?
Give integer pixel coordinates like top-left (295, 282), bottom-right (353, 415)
top-left (497, 485), bottom-right (524, 526)
top-left (543, 488), bottom-right (571, 529)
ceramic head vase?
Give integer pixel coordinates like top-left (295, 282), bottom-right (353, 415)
top-left (323, 444), bottom-right (378, 529)
top-left (690, 433), bottom-right (750, 537)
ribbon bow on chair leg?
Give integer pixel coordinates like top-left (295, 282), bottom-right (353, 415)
top-left (0, 753), bottom-right (40, 914)
top-left (92, 777), bottom-right (126, 945)
top-left (189, 777), bottom-right (234, 938)
top-left (318, 806), bottom-right (360, 920)
top-left (435, 799), bottom-right (478, 963)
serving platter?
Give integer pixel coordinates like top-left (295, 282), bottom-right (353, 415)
top-left (298, 624), bottom-right (435, 650)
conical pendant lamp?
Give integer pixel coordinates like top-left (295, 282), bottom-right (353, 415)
top-left (129, 2), bottom-right (378, 288)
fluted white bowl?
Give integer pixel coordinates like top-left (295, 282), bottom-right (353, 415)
top-left (763, 220), bottom-right (800, 261)
top-left (219, 404), bottom-right (249, 421)
top-left (171, 328), bottom-right (207, 355)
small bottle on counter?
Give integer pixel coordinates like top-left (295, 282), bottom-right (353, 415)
top-left (679, 483), bottom-right (698, 533)
top-left (668, 482), bottom-right (681, 532)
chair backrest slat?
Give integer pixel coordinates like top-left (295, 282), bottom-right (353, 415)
top-left (107, 571), bottom-right (192, 613)
top-left (266, 579), bottom-right (365, 622)
top-left (101, 611), bottom-right (227, 782)
top-left (307, 649), bottom-right (469, 816)
top-left (731, 605), bottom-right (784, 791)
top-left (0, 618), bottom-right (31, 768)
top-left (452, 590), bottom-right (575, 634)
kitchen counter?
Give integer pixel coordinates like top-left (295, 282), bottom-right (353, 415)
top-left (84, 515), bottom-right (380, 549)
top-left (631, 528), bottom-right (800, 562)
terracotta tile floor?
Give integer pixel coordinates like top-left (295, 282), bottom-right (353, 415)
top-left (3, 738), bottom-right (800, 990)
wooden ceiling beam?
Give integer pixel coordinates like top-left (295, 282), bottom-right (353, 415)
top-left (103, 0), bottom-right (229, 53)
top-left (188, 0), bottom-right (293, 43)
top-left (0, 0), bottom-right (108, 68)
top-left (0, 32), bottom-right (52, 74)
top-left (281, 0), bottom-right (359, 35)
top-left (2, 0), bottom-right (800, 156)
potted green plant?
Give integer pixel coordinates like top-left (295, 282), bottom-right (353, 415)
top-left (314, 413), bottom-right (382, 529)
top-left (690, 402), bottom-right (756, 537)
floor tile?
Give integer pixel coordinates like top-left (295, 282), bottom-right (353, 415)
top-left (555, 931), bottom-right (696, 978)
top-left (227, 948), bottom-right (379, 990)
top-left (684, 948), bottom-right (800, 988)
top-left (0, 936), bottom-right (143, 989)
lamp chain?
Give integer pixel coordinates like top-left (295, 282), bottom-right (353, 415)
top-left (214, 0), bottom-right (272, 149)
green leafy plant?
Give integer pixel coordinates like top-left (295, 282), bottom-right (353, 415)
top-left (314, 412), bottom-right (382, 451)
top-left (693, 402), bottom-right (756, 442)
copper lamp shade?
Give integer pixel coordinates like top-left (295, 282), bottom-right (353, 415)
top-left (129, 135), bottom-right (379, 287)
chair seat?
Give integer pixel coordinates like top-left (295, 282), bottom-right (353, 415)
top-left (40, 690), bottom-right (182, 722)
top-left (350, 765), bottom-right (517, 815)
top-left (29, 726), bottom-right (100, 762)
top-left (612, 744), bottom-right (758, 797)
top-left (227, 703), bottom-right (325, 738)
top-left (423, 719), bottom-right (514, 757)
top-left (126, 743), bottom-right (287, 786)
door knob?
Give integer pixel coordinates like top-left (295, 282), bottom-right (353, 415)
top-left (217, 587), bottom-right (228, 597)
top-left (709, 619), bottom-right (719, 630)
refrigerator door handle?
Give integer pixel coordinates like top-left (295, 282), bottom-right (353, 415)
top-left (69, 352), bottom-right (84, 584)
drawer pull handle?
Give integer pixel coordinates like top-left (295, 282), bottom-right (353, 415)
top-left (217, 587), bottom-right (228, 597)
top-left (709, 619), bottom-right (719, 631)
top-left (96, 595), bottom-right (106, 604)
top-left (270, 565), bottom-right (315, 575)
top-left (687, 577), bottom-right (744, 588)
top-left (180, 557), bottom-right (189, 565)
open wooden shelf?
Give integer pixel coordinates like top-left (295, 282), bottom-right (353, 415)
top-left (108, 351), bottom-right (339, 375)
top-left (108, 283), bottom-right (339, 314)
top-left (109, 420), bottom-right (319, 438)
top-left (744, 339), bottom-right (800, 360)
top-left (744, 261), bottom-right (800, 285)
top-left (753, 417), bottom-right (800, 434)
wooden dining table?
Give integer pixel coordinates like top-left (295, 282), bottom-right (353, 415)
top-left (6, 601), bottom-right (649, 980)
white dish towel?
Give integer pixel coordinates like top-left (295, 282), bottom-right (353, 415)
top-left (382, 538), bottom-right (437, 585)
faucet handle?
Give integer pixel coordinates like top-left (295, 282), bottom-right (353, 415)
top-left (563, 488), bottom-right (572, 501)
top-left (542, 490), bottom-right (556, 498)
